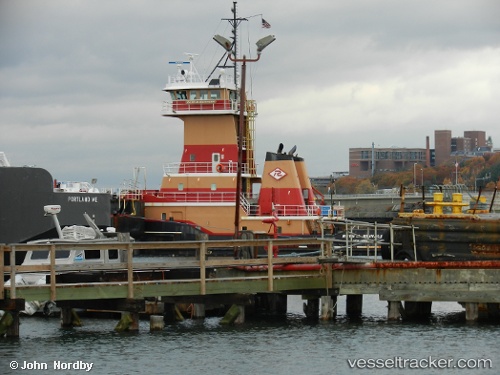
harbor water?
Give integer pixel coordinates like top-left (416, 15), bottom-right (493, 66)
top-left (1, 295), bottom-right (497, 375)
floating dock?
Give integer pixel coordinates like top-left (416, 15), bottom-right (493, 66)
top-left (1, 238), bottom-right (499, 336)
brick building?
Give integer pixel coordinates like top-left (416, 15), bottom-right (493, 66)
top-left (349, 146), bottom-right (426, 179)
top-left (348, 129), bottom-right (493, 178)
top-left (434, 130), bottom-right (452, 165)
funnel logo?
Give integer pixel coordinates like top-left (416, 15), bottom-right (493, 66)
top-left (269, 167), bottom-right (287, 180)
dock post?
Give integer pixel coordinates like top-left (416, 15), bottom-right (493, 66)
top-left (487, 303), bottom-right (500, 320)
top-left (0, 311), bottom-right (19, 337)
top-left (129, 312), bottom-right (139, 331)
top-left (402, 301), bottom-right (432, 321)
top-left (346, 295), bottom-right (363, 318)
top-left (150, 315), bottom-right (165, 331)
top-left (234, 305), bottom-right (245, 324)
top-left (303, 297), bottom-right (319, 321)
top-left (192, 303), bottom-right (205, 319)
top-left (465, 302), bottom-right (479, 322)
top-left (387, 301), bottom-right (401, 321)
top-left (221, 304), bottom-right (244, 325)
top-left (115, 312), bottom-right (139, 332)
top-left (60, 307), bottom-right (81, 328)
top-left (9, 312), bottom-right (20, 337)
top-left (253, 293), bottom-right (287, 318)
top-left (320, 295), bottom-right (337, 320)
top-left (163, 303), bottom-right (184, 323)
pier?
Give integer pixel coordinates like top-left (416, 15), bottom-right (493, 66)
top-left (1, 238), bottom-right (500, 336)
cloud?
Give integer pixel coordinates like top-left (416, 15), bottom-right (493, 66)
top-left (1, 0), bottom-right (500, 186)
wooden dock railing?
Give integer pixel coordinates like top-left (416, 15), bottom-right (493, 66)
top-left (1, 238), bottom-right (334, 302)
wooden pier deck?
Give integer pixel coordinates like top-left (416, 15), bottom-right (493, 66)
top-left (1, 238), bottom-right (499, 336)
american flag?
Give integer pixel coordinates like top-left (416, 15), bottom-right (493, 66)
top-left (262, 18), bottom-right (271, 29)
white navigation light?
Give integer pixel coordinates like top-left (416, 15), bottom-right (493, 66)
top-left (256, 35), bottom-right (276, 53)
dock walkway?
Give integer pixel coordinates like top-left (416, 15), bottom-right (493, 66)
top-left (1, 238), bottom-right (499, 336)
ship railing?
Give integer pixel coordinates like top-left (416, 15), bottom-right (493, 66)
top-left (239, 194), bottom-right (252, 215)
top-left (161, 99), bottom-right (239, 114)
top-left (134, 190), bottom-right (326, 218)
top-left (165, 72), bottom-right (235, 86)
top-left (142, 191), bottom-right (237, 203)
top-left (318, 205), bottom-right (345, 219)
top-left (268, 204), bottom-right (321, 217)
top-left (319, 219), bottom-right (414, 262)
top-left (118, 188), bottom-right (143, 201)
top-left (163, 162), bottom-right (251, 174)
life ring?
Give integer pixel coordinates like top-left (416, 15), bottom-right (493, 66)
top-left (216, 164), bottom-right (224, 173)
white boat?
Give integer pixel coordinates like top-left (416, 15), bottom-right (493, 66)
top-left (5, 205), bottom-right (125, 315)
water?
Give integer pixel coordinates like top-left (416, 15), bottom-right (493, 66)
top-left (1, 295), bottom-right (497, 375)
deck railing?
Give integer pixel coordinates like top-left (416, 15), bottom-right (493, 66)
top-left (161, 99), bottom-right (239, 114)
top-left (143, 190), bottom-right (237, 203)
top-left (118, 189), bottom-right (330, 218)
top-left (162, 161), bottom-right (249, 174)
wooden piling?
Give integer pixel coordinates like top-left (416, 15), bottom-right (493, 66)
top-left (220, 304), bottom-right (241, 325)
top-left (402, 301), bottom-right (432, 321)
top-left (115, 312), bottom-right (139, 332)
top-left (387, 301), bottom-right (401, 321)
top-left (303, 297), bottom-right (319, 320)
top-left (0, 311), bottom-right (15, 336)
top-left (487, 303), bottom-right (500, 320)
top-left (234, 305), bottom-right (245, 324)
top-left (253, 293), bottom-right (287, 318)
top-left (320, 295), bottom-right (337, 320)
top-left (150, 315), bottom-right (165, 331)
top-left (465, 302), bottom-right (479, 322)
top-left (192, 303), bottom-right (205, 319)
top-left (346, 295), bottom-right (363, 318)
top-left (60, 307), bottom-right (73, 328)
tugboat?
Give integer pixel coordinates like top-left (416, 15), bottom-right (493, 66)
top-left (116, 4), bottom-right (335, 250)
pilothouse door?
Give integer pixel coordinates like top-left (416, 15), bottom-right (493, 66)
top-left (212, 153), bottom-right (221, 173)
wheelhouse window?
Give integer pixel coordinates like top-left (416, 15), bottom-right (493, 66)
top-left (200, 90), bottom-right (208, 100)
top-left (210, 90), bottom-right (221, 99)
top-left (176, 91), bottom-right (187, 99)
top-left (189, 90), bottom-right (198, 100)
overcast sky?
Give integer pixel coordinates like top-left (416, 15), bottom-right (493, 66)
top-left (1, 0), bottom-right (499, 189)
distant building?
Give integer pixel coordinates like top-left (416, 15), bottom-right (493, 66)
top-left (349, 147), bottom-right (426, 179)
top-left (434, 130), bottom-right (452, 165)
top-left (464, 131), bottom-right (486, 149)
top-left (452, 137), bottom-right (471, 154)
top-left (345, 129), bottom-right (494, 179)
top-left (442, 130), bottom-right (492, 162)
